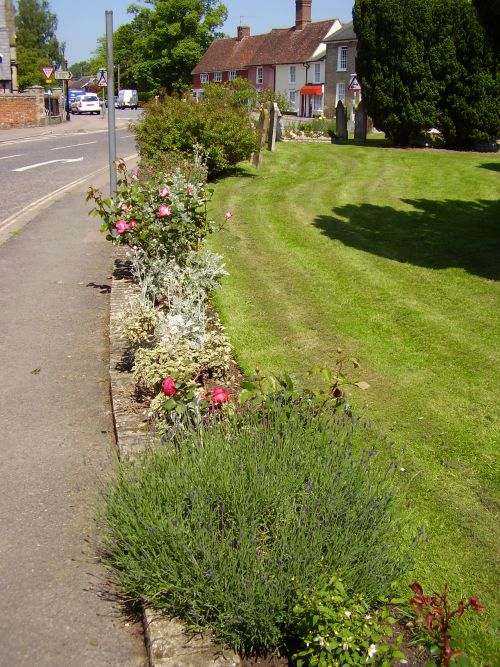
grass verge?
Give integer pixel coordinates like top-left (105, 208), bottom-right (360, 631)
top-left (207, 143), bottom-right (500, 663)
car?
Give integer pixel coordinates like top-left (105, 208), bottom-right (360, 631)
top-left (70, 93), bottom-right (101, 115)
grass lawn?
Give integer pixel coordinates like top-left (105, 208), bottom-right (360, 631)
top-left (207, 142), bottom-right (500, 663)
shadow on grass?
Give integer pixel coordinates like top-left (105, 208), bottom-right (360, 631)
top-left (314, 199), bottom-right (500, 280)
top-left (478, 162), bottom-right (500, 173)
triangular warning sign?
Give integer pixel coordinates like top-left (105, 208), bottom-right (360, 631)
top-left (41, 66), bottom-right (55, 79)
top-left (348, 75), bottom-right (361, 91)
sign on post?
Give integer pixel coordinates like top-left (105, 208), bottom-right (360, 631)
top-left (41, 66), bottom-right (55, 83)
top-left (54, 70), bottom-right (72, 80)
top-left (348, 75), bottom-right (361, 92)
top-left (97, 69), bottom-right (108, 87)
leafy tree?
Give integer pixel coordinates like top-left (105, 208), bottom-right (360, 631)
top-left (15, 0), bottom-right (62, 89)
top-left (430, 0), bottom-right (500, 148)
top-left (353, 0), bottom-right (440, 145)
top-left (353, 0), bottom-right (500, 148)
top-left (472, 0), bottom-right (500, 54)
top-left (101, 0), bottom-right (227, 97)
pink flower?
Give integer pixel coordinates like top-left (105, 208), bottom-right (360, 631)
top-left (159, 186), bottom-right (170, 198)
top-left (224, 211), bottom-right (233, 220)
top-left (186, 185), bottom-right (194, 195)
top-left (122, 204), bottom-right (133, 214)
top-left (161, 377), bottom-right (176, 397)
top-left (133, 167), bottom-right (139, 178)
top-left (158, 204), bottom-right (172, 217)
top-left (115, 219), bottom-right (128, 234)
top-left (211, 387), bottom-right (229, 404)
top-left (128, 219), bottom-right (137, 229)
top-left (147, 166), bottom-right (154, 174)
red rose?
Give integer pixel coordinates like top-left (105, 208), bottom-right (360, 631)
top-left (161, 377), bottom-right (176, 397)
top-left (211, 387), bottom-right (229, 404)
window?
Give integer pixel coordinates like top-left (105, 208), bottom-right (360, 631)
top-left (336, 82), bottom-right (346, 105)
top-left (312, 94), bottom-right (323, 111)
top-left (314, 63), bottom-right (321, 83)
top-left (200, 73), bottom-right (209, 83)
top-left (337, 46), bottom-right (347, 71)
top-left (214, 71), bottom-right (222, 82)
top-left (256, 67), bottom-right (263, 84)
top-left (289, 65), bottom-right (296, 83)
top-left (228, 70), bottom-right (237, 81)
top-left (288, 90), bottom-right (297, 109)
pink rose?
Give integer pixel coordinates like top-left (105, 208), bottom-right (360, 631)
top-left (115, 219), bottom-right (128, 234)
top-left (211, 387), bottom-right (229, 404)
top-left (158, 204), bottom-right (172, 217)
top-left (224, 211), bottom-right (233, 220)
top-left (128, 219), bottom-right (137, 229)
top-left (161, 377), bottom-right (176, 397)
top-left (159, 186), bottom-right (170, 198)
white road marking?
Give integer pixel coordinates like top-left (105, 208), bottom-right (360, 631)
top-left (12, 157), bottom-right (84, 172)
top-left (0, 154), bottom-right (24, 160)
top-left (51, 141), bottom-right (97, 151)
top-left (120, 134), bottom-right (134, 138)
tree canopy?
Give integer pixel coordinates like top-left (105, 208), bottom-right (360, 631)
top-left (81, 0), bottom-right (228, 97)
top-left (15, 0), bottom-right (62, 89)
top-left (353, 0), bottom-right (500, 147)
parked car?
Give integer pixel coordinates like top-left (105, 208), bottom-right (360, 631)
top-left (116, 89), bottom-right (139, 109)
top-left (70, 94), bottom-right (100, 115)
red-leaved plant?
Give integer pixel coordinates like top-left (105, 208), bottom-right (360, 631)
top-left (409, 582), bottom-right (485, 666)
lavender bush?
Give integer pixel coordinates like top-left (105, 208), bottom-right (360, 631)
top-left (101, 401), bottom-right (416, 655)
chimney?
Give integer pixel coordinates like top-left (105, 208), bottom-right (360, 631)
top-left (295, 0), bottom-right (312, 30)
top-left (237, 25), bottom-right (250, 41)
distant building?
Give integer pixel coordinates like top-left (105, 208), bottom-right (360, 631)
top-left (192, 0), bottom-right (341, 117)
top-left (323, 21), bottom-right (359, 119)
top-left (0, 0), bottom-right (17, 93)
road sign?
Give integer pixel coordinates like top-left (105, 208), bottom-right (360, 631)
top-left (41, 66), bottom-right (55, 83)
top-left (348, 75), bottom-right (361, 92)
top-left (54, 70), bottom-right (72, 80)
top-left (97, 69), bottom-right (108, 87)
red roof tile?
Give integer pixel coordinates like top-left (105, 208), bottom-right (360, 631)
top-left (192, 20), bottom-right (338, 74)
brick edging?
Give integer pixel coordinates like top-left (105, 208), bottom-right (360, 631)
top-left (109, 247), bottom-right (241, 667)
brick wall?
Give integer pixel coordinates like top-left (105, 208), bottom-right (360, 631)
top-left (0, 86), bottom-right (62, 129)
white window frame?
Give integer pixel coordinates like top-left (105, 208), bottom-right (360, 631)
top-left (314, 62), bottom-right (321, 83)
top-left (200, 73), bottom-right (209, 83)
top-left (289, 65), bottom-right (296, 84)
top-left (337, 46), bottom-right (347, 71)
top-left (256, 66), bottom-right (263, 85)
top-left (214, 71), bottom-right (222, 82)
top-left (228, 69), bottom-right (237, 81)
top-left (288, 89), bottom-right (297, 109)
top-left (336, 82), bottom-right (346, 105)
top-left (312, 95), bottom-right (323, 111)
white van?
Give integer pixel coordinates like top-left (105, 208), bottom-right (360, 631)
top-left (117, 89), bottom-right (138, 110)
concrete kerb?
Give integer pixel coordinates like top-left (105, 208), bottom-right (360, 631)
top-left (0, 115), bottom-right (131, 144)
top-left (109, 249), bottom-right (242, 667)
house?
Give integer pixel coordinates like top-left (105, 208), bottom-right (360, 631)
top-left (0, 0), bottom-right (17, 93)
top-left (192, 0), bottom-right (342, 117)
top-left (323, 21), bottom-right (359, 119)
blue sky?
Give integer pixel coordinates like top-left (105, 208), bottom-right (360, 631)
top-left (47, 0), bottom-right (354, 66)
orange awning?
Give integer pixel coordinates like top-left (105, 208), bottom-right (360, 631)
top-left (300, 85), bottom-right (323, 96)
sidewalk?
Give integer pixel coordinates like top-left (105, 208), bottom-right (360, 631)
top-left (0, 113), bottom-right (131, 143)
top-left (0, 162), bottom-right (146, 665)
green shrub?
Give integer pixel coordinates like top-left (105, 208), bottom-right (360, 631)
top-left (100, 402), bottom-right (416, 654)
top-left (134, 96), bottom-right (259, 178)
top-left (292, 574), bottom-right (404, 666)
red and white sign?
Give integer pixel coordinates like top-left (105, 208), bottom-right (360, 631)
top-left (41, 66), bottom-right (55, 81)
top-left (348, 75), bottom-right (361, 92)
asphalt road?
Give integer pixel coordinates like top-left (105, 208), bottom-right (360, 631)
top-left (0, 118), bottom-right (147, 666)
top-left (0, 116), bottom-right (137, 224)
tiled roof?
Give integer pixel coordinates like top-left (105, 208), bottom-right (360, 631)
top-left (323, 21), bottom-right (356, 43)
top-left (192, 19), bottom-right (338, 74)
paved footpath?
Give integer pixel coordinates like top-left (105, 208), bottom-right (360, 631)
top-left (0, 128), bottom-right (147, 666)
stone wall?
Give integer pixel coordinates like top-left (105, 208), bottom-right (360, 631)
top-left (324, 39), bottom-right (358, 120)
top-left (0, 85), bottom-right (62, 129)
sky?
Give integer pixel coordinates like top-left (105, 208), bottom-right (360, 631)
top-left (46, 0), bottom-right (355, 66)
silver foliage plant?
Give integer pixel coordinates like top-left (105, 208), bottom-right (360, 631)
top-left (125, 247), bottom-right (228, 348)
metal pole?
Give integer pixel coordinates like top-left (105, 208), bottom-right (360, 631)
top-left (106, 10), bottom-right (117, 196)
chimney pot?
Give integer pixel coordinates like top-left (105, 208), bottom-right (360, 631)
top-left (237, 25), bottom-right (250, 41)
top-left (295, 0), bottom-right (312, 30)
